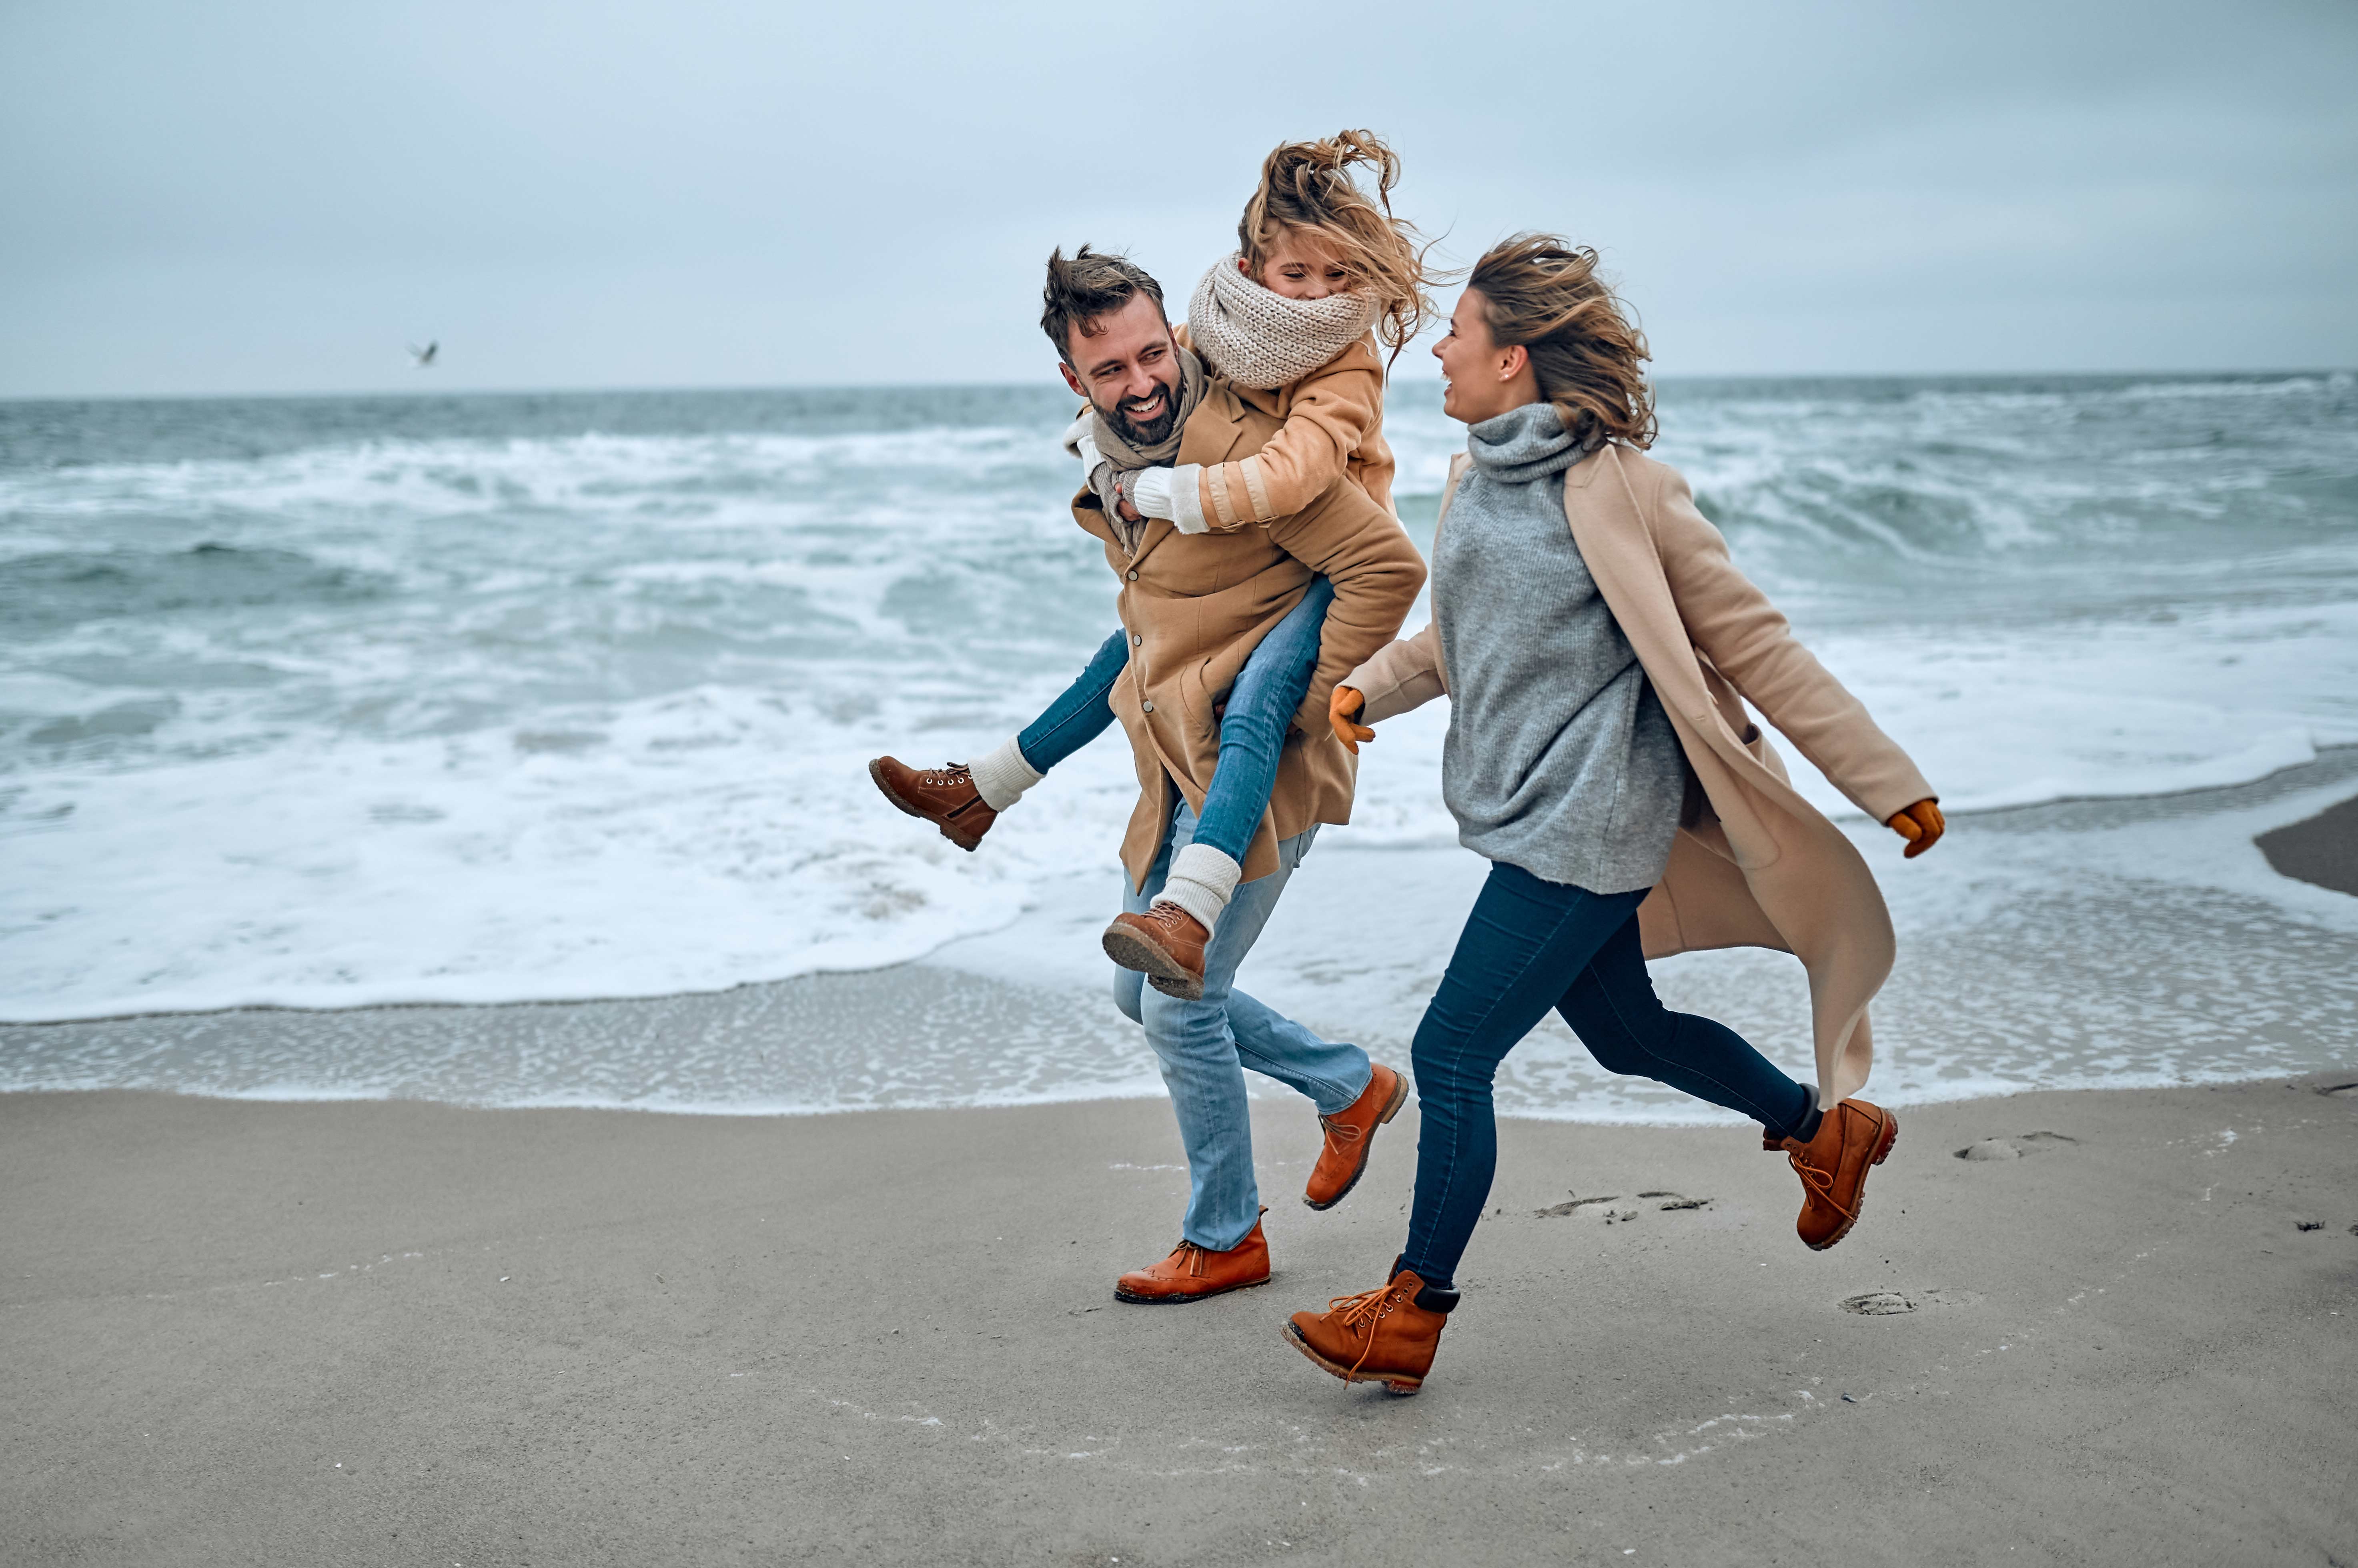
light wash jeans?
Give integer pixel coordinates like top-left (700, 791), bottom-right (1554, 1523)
top-left (1113, 799), bottom-right (1373, 1251)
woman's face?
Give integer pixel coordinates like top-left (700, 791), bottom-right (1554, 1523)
top-left (1250, 228), bottom-right (1352, 301)
top-left (1434, 288), bottom-right (1535, 426)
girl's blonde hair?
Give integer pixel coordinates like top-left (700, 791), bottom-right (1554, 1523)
top-left (1238, 129), bottom-right (1436, 369)
top-left (1466, 234), bottom-right (1657, 450)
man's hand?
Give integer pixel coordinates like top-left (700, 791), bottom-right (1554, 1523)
top-left (1887, 798), bottom-right (1945, 858)
top-left (1330, 685), bottom-right (1374, 754)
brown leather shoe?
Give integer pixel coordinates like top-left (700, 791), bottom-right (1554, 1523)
top-left (867, 756), bottom-right (997, 852)
top-left (1113, 1215), bottom-right (1270, 1304)
top-left (1302, 1063), bottom-right (1408, 1210)
top-left (1102, 903), bottom-right (1209, 1001)
top-left (1769, 1096), bottom-right (1899, 1251)
top-left (1284, 1267), bottom-right (1454, 1396)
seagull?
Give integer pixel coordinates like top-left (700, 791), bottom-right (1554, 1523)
top-left (408, 341), bottom-right (439, 367)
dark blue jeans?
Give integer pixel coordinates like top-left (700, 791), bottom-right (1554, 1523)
top-left (1017, 577), bottom-right (1336, 865)
top-left (1402, 860), bottom-right (1816, 1292)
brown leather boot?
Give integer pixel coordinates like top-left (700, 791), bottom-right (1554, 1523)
top-left (1284, 1266), bottom-right (1455, 1396)
top-left (867, 756), bottom-right (998, 852)
top-left (1113, 1214), bottom-right (1270, 1304)
top-left (1302, 1063), bottom-right (1408, 1210)
top-left (1768, 1096), bottom-right (1899, 1251)
top-left (1101, 903), bottom-right (1210, 1000)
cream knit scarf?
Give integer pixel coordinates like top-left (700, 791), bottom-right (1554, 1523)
top-left (1186, 255), bottom-right (1381, 391)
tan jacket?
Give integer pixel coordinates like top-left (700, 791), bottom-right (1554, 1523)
top-left (1173, 326), bottom-right (1396, 526)
top-left (1344, 445), bottom-right (1935, 1102)
top-left (1078, 381), bottom-right (1427, 891)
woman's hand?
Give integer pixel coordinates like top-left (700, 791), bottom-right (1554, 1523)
top-left (1330, 685), bottom-right (1375, 754)
top-left (1887, 798), bottom-right (1945, 858)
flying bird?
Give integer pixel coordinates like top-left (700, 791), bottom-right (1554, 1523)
top-left (408, 341), bottom-right (439, 367)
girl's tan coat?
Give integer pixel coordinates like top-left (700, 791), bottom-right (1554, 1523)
top-left (1344, 445), bottom-right (1935, 1101)
top-left (1174, 328), bottom-right (1395, 527)
top-left (1076, 382), bottom-right (1427, 892)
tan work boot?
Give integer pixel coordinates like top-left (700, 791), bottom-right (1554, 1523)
top-left (1767, 1096), bottom-right (1899, 1250)
top-left (1102, 903), bottom-right (1210, 1000)
top-left (867, 756), bottom-right (998, 852)
top-left (1113, 1214), bottom-right (1270, 1304)
top-left (1302, 1063), bottom-right (1409, 1210)
top-left (1284, 1266), bottom-right (1456, 1396)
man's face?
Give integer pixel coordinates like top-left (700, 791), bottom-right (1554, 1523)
top-left (1058, 293), bottom-right (1183, 447)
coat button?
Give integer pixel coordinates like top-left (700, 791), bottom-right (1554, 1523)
top-left (1132, 633), bottom-right (1142, 645)
top-left (1141, 701), bottom-right (1154, 713)
top-left (1126, 569), bottom-right (1138, 581)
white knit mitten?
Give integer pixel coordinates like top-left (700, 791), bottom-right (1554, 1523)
top-left (1155, 842), bottom-right (1242, 934)
top-left (970, 736), bottom-right (1044, 813)
top-left (1130, 465), bottom-right (1208, 533)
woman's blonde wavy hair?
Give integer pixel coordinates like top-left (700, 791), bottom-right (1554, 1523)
top-left (1467, 234), bottom-right (1657, 450)
top-left (1238, 129), bottom-right (1438, 371)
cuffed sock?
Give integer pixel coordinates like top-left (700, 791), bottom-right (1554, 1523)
top-left (1390, 1254), bottom-right (1460, 1313)
top-left (1155, 841), bottom-right (1242, 934)
top-left (1777, 1084), bottom-right (1824, 1145)
top-left (970, 736), bottom-right (1045, 813)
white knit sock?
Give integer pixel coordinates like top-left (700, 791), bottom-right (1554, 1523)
top-left (1156, 842), bottom-right (1242, 934)
top-left (969, 736), bottom-right (1044, 813)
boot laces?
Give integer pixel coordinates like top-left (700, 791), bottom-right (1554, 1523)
top-left (917, 763), bottom-right (974, 788)
top-left (1326, 1282), bottom-right (1407, 1373)
top-left (1787, 1145), bottom-right (1859, 1222)
top-left (1162, 1240), bottom-right (1210, 1279)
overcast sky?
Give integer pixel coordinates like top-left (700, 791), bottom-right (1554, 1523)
top-left (3, 0), bottom-right (2352, 397)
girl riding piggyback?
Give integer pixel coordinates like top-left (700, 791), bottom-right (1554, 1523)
top-left (871, 130), bottom-right (1434, 999)
top-left (1094, 129), bottom-right (1428, 535)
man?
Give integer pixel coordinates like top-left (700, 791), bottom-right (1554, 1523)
top-left (871, 248), bottom-right (1425, 1303)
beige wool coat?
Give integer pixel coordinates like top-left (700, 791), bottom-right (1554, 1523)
top-left (1076, 380), bottom-right (1427, 892)
top-left (1343, 444), bottom-right (1935, 1102)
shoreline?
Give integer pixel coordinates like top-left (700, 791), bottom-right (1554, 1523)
top-left (6, 763), bottom-right (2354, 1124)
top-left (8, 747), bottom-right (2355, 1033)
top-left (6, 1073), bottom-right (2354, 1563)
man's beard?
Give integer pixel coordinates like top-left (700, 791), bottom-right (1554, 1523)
top-left (1099, 372), bottom-right (1182, 448)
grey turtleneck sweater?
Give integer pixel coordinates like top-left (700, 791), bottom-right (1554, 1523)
top-left (1433, 401), bottom-right (1687, 894)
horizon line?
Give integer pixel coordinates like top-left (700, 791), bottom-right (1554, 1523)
top-left (4, 366), bottom-right (2352, 408)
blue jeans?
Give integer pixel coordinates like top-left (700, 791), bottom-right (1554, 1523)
top-left (1402, 861), bottom-right (1815, 1292)
top-left (1019, 577), bottom-right (1335, 865)
top-left (1114, 800), bottom-right (1373, 1251)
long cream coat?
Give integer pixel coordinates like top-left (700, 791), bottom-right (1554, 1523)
top-left (1343, 444), bottom-right (1935, 1101)
top-left (1077, 382), bottom-right (1427, 891)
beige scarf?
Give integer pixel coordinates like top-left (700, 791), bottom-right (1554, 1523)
top-left (1186, 255), bottom-right (1380, 390)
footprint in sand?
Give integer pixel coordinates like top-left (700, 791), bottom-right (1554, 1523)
top-left (1840, 1288), bottom-right (1984, 1316)
top-left (1954, 1130), bottom-right (2079, 1161)
top-left (1532, 1192), bottom-right (1713, 1220)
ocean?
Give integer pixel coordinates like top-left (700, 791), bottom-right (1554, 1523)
top-left (5, 374), bottom-right (2356, 1116)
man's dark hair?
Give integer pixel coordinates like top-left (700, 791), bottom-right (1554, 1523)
top-left (1040, 245), bottom-right (1167, 365)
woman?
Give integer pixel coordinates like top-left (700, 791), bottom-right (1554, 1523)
top-left (1283, 236), bottom-right (1946, 1395)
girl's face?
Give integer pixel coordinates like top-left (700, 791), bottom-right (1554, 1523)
top-left (1249, 227), bottom-right (1352, 300)
top-left (1434, 288), bottom-right (1537, 426)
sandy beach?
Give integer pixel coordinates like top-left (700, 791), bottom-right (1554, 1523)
top-left (6, 1068), bottom-right (2354, 1566)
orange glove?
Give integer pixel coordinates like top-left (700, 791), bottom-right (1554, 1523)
top-left (1887, 798), bottom-right (1944, 858)
top-left (1329, 685), bottom-right (1375, 755)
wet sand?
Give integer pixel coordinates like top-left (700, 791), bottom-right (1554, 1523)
top-left (2260, 791), bottom-right (2358, 897)
top-left (5, 1072), bottom-right (2355, 1566)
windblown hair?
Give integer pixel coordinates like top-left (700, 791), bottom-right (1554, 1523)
top-left (1467, 234), bottom-right (1656, 449)
top-left (1237, 129), bottom-right (1437, 368)
top-left (1040, 245), bottom-right (1167, 364)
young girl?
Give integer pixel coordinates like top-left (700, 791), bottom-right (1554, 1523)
top-left (871, 130), bottom-right (1434, 1000)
